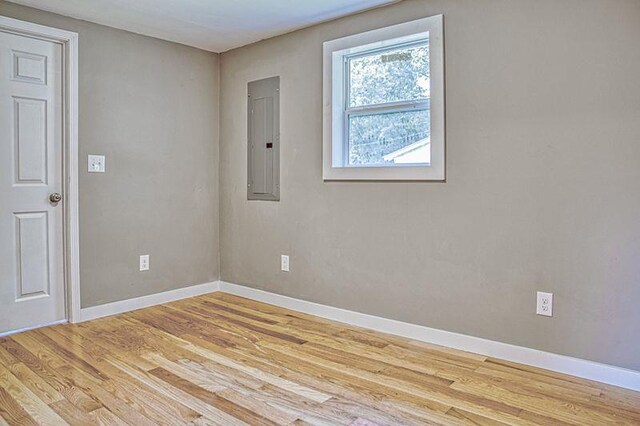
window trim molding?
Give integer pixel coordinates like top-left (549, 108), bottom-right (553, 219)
top-left (322, 15), bottom-right (445, 181)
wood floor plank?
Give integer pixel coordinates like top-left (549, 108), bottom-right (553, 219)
top-left (206, 310), bottom-right (483, 385)
top-left (39, 325), bottom-right (203, 424)
top-left (199, 299), bottom-right (282, 325)
top-left (446, 407), bottom-right (510, 426)
top-left (258, 341), bottom-right (527, 424)
top-left (166, 303), bottom-right (308, 345)
top-left (0, 363), bottom-right (68, 425)
top-left (7, 362), bottom-right (64, 405)
top-left (1, 292), bottom-right (639, 425)
top-left (159, 337), bottom-right (334, 404)
top-left (0, 338), bottom-right (102, 413)
top-left (48, 399), bottom-right (98, 426)
top-left (225, 344), bottom-right (452, 424)
top-left (216, 388), bottom-right (299, 425)
top-left (150, 366), bottom-right (280, 425)
top-left (88, 407), bottom-right (128, 426)
top-left (143, 353), bottom-right (228, 393)
top-left (449, 377), bottom-right (627, 426)
top-left (251, 387), bottom-right (357, 425)
top-left (0, 342), bottom-right (20, 368)
top-left (106, 356), bottom-right (249, 425)
top-left (55, 365), bottom-right (158, 426)
top-left (0, 387), bottom-right (37, 426)
top-left (176, 358), bottom-right (267, 391)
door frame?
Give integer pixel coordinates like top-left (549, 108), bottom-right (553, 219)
top-left (0, 16), bottom-right (81, 324)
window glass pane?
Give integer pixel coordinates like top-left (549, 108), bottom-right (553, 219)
top-left (348, 40), bottom-right (429, 108)
top-left (348, 109), bottom-right (430, 166)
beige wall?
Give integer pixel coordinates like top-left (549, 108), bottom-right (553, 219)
top-left (219, 0), bottom-right (640, 370)
top-left (0, 1), bottom-right (220, 308)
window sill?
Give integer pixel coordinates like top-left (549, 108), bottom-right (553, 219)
top-left (322, 164), bottom-right (445, 181)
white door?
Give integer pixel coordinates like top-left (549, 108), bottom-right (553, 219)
top-left (0, 29), bottom-right (65, 333)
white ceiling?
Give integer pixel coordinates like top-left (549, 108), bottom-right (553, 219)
top-left (6, 0), bottom-right (397, 52)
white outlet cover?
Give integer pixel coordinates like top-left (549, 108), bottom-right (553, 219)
top-left (281, 255), bottom-right (289, 272)
top-left (88, 155), bottom-right (106, 173)
top-left (536, 291), bottom-right (553, 316)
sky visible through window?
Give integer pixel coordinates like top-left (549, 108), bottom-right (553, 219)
top-left (347, 39), bottom-right (430, 166)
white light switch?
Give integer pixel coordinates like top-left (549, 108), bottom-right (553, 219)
top-left (281, 255), bottom-right (289, 272)
top-left (139, 255), bottom-right (149, 271)
top-left (88, 155), bottom-right (106, 173)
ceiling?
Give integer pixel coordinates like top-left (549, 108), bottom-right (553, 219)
top-left (6, 0), bottom-right (398, 52)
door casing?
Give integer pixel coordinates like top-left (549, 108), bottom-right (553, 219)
top-left (0, 15), bottom-right (80, 326)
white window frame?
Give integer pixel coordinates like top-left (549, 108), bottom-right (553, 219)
top-left (322, 15), bottom-right (445, 181)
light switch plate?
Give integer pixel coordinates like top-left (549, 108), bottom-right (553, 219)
top-left (139, 255), bottom-right (149, 271)
top-left (281, 255), bottom-right (289, 272)
top-left (88, 155), bottom-right (106, 173)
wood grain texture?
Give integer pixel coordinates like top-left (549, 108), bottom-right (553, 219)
top-left (0, 292), bottom-right (638, 425)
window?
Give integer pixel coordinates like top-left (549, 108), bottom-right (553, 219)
top-left (323, 15), bottom-right (444, 181)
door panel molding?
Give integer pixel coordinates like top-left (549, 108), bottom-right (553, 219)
top-left (14, 211), bottom-right (51, 300)
top-left (13, 96), bottom-right (48, 185)
top-left (11, 49), bottom-right (48, 85)
top-left (0, 15), bottom-right (80, 323)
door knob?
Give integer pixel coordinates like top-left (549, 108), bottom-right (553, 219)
top-left (49, 193), bottom-right (62, 203)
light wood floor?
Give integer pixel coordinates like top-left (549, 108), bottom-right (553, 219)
top-left (0, 293), bottom-right (638, 425)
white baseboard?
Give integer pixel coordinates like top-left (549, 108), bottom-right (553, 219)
top-left (219, 281), bottom-right (640, 392)
top-left (79, 281), bottom-right (220, 322)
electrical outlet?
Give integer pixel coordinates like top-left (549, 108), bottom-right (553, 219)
top-left (536, 291), bottom-right (553, 316)
top-left (139, 255), bottom-right (149, 271)
top-left (88, 155), bottom-right (106, 173)
top-left (281, 255), bottom-right (289, 272)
